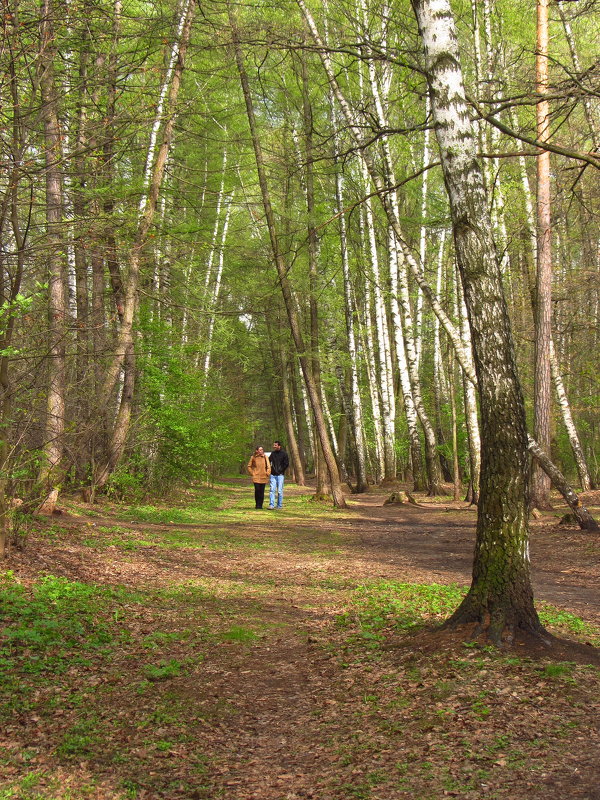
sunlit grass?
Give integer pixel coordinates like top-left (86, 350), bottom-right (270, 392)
top-left (336, 580), bottom-right (600, 646)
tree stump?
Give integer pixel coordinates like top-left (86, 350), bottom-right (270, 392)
top-left (383, 491), bottom-right (409, 505)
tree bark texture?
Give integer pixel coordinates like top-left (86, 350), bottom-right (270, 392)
top-left (411, 0), bottom-right (544, 641)
top-left (37, 0), bottom-right (67, 509)
top-left (532, 0), bottom-right (553, 510)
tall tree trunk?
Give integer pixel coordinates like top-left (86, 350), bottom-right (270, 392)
top-left (281, 349), bottom-right (306, 486)
top-left (448, 353), bottom-right (462, 502)
top-left (411, 0), bottom-right (544, 642)
top-left (333, 112), bottom-right (368, 492)
top-left (432, 231), bottom-right (453, 483)
top-left (230, 6), bottom-right (346, 507)
top-left (512, 107), bottom-right (592, 492)
top-left (37, 0), bottom-right (67, 513)
top-left (531, 0), bottom-right (553, 510)
top-left (456, 268), bottom-right (481, 505)
top-left (202, 196), bottom-right (233, 378)
top-left (357, 36), bottom-right (396, 482)
top-left (358, 158), bottom-right (396, 482)
top-left (360, 266), bottom-right (385, 484)
top-left (301, 52), bottom-right (333, 499)
top-left (389, 226), bottom-right (424, 491)
top-left (298, 1), bottom-right (469, 491)
top-left (0, 33), bottom-right (28, 549)
top-left (95, 0), bottom-right (195, 488)
top-left (299, 0), bottom-right (580, 513)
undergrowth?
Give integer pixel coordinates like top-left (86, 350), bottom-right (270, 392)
top-left (336, 580), bottom-right (600, 646)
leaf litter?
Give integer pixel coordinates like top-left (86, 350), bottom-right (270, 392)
top-left (1, 479), bottom-right (599, 799)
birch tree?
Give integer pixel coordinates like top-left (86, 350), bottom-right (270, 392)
top-left (531, 0), bottom-right (553, 510)
top-left (411, 0), bottom-right (544, 642)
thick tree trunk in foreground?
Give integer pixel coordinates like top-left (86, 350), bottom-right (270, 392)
top-left (411, 0), bottom-right (544, 642)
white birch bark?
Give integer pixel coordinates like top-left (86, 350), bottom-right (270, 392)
top-left (415, 94), bottom-right (431, 370)
top-left (550, 341), bottom-right (591, 491)
top-left (359, 158), bottom-right (396, 481)
top-left (299, 372), bottom-right (315, 469)
top-left (139, 0), bottom-right (190, 213)
top-left (411, 0), bottom-right (543, 639)
top-left (322, 389), bottom-right (339, 460)
top-left (359, 2), bottom-right (444, 488)
top-left (433, 231), bottom-right (448, 403)
top-left (203, 148), bottom-right (228, 301)
top-left (359, 256), bottom-right (385, 483)
top-left (481, 0), bottom-right (510, 276)
top-left (357, 57), bottom-right (396, 481)
top-left (389, 225), bottom-right (424, 488)
top-left (333, 106), bottom-right (368, 490)
top-left (456, 267), bottom-right (481, 503)
top-left (202, 195), bottom-right (233, 378)
top-left (297, 0), bottom-right (478, 391)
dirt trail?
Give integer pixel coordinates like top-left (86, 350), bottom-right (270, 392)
top-left (4, 483), bottom-right (600, 800)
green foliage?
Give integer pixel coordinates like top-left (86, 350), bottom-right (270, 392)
top-left (57, 716), bottom-right (101, 758)
top-left (123, 493), bottom-right (223, 524)
top-left (220, 625), bottom-right (259, 643)
top-left (0, 573), bottom-right (122, 681)
top-left (537, 605), bottom-right (600, 645)
top-left (133, 315), bottom-right (249, 490)
top-left (541, 662), bottom-right (575, 680)
top-left (337, 581), bottom-right (600, 647)
top-left (337, 582), bottom-right (468, 639)
top-left (143, 658), bottom-right (184, 681)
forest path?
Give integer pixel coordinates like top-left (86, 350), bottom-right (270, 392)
top-left (2, 480), bottom-right (600, 799)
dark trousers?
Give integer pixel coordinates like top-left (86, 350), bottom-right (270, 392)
top-left (254, 482), bottom-right (266, 508)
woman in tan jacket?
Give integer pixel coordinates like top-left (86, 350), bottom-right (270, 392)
top-left (247, 446), bottom-right (271, 509)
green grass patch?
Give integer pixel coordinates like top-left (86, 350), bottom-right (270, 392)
top-left (336, 581), bottom-right (600, 648)
top-left (57, 715), bottom-right (101, 758)
top-left (220, 625), bottom-right (260, 643)
top-left (337, 581), bottom-right (467, 641)
top-left (537, 604), bottom-right (600, 645)
top-left (0, 573), bottom-right (121, 679)
top-left (122, 491), bottom-right (226, 525)
top-left (143, 658), bottom-right (184, 681)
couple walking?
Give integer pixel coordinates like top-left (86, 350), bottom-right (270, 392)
top-left (247, 441), bottom-right (289, 510)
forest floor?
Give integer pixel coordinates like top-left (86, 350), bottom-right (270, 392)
top-left (1, 478), bottom-right (600, 800)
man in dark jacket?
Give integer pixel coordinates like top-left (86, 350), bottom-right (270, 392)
top-left (268, 440), bottom-right (289, 509)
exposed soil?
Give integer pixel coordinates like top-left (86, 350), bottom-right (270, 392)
top-left (2, 480), bottom-right (600, 799)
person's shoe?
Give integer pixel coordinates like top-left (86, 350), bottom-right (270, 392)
top-left (268, 506), bottom-right (275, 510)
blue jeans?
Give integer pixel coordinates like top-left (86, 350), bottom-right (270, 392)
top-left (269, 474), bottom-right (285, 508)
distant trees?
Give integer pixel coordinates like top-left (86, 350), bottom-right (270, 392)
top-left (0, 0), bottom-right (597, 531)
